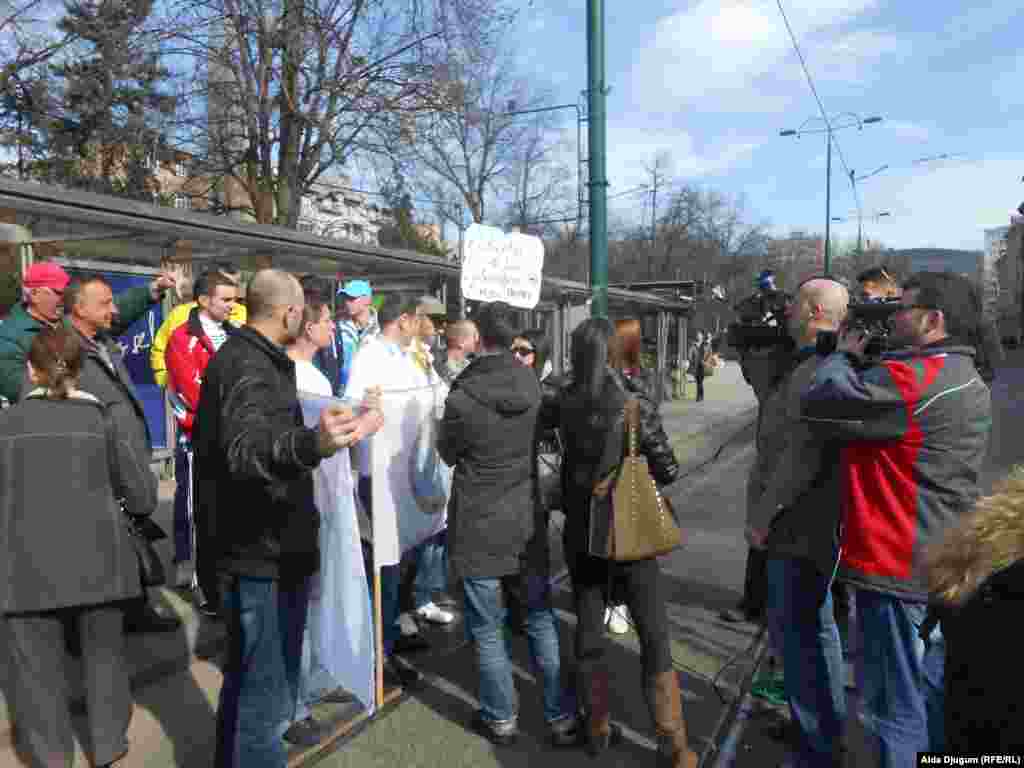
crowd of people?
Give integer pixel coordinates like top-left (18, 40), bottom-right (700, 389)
top-left (727, 265), bottom-right (1009, 767)
top-left (0, 256), bottom-right (1016, 768)
top-left (0, 262), bottom-right (702, 768)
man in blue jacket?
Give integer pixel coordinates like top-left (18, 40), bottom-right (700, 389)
top-left (802, 272), bottom-right (992, 767)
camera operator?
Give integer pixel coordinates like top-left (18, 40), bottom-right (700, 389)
top-left (721, 272), bottom-right (796, 625)
top-left (856, 266), bottom-right (900, 302)
top-left (747, 277), bottom-right (850, 767)
top-left (802, 272), bottom-right (992, 766)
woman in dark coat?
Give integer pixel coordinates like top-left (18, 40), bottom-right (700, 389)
top-left (545, 318), bottom-right (697, 767)
top-left (0, 327), bottom-right (158, 768)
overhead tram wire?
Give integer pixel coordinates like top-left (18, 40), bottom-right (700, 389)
top-left (775, 0), bottom-right (860, 217)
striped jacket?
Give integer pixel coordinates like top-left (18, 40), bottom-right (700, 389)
top-left (801, 343), bottom-right (992, 600)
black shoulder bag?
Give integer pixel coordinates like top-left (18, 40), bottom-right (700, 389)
top-left (101, 406), bottom-right (167, 587)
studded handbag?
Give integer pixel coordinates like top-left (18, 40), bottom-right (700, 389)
top-left (587, 398), bottom-right (682, 561)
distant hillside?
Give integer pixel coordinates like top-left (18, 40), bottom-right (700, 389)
top-left (887, 248), bottom-right (982, 276)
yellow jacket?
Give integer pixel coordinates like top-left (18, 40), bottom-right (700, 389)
top-left (150, 300), bottom-right (247, 387)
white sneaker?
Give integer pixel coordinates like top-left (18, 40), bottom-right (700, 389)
top-left (607, 605), bottom-right (630, 635)
top-left (397, 612), bottom-right (420, 637)
top-left (415, 601), bottom-right (456, 625)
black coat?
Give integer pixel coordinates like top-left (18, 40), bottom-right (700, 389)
top-left (192, 326), bottom-right (324, 595)
top-left (0, 392), bottom-right (157, 613)
top-left (438, 352), bottom-right (541, 580)
top-left (548, 369), bottom-right (679, 546)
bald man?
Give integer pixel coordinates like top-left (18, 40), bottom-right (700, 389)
top-left (193, 269), bottom-right (377, 768)
top-left (746, 277), bottom-right (850, 768)
top-left (434, 319), bottom-right (478, 385)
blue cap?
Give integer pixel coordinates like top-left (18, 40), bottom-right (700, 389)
top-left (338, 279), bottom-right (372, 298)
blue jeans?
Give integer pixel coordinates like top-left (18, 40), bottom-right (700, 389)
top-left (413, 531), bottom-right (448, 609)
top-left (215, 575), bottom-right (311, 768)
top-left (766, 557), bottom-right (847, 768)
top-left (173, 436), bottom-right (193, 563)
top-left (462, 575), bottom-right (566, 724)
top-left (854, 589), bottom-right (945, 767)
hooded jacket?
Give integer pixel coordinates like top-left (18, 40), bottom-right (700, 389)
top-left (925, 467), bottom-right (1024, 751)
top-left (802, 342), bottom-right (992, 600)
top-left (438, 351), bottom-right (540, 580)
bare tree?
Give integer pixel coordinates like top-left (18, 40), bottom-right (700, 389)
top-left (381, 16), bottom-right (555, 226)
top-left (504, 118), bottom-right (574, 236)
top-left (166, 0), bottom-right (503, 228)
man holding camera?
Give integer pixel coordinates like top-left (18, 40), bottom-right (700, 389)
top-left (747, 277), bottom-right (850, 768)
top-left (802, 272), bottom-right (992, 767)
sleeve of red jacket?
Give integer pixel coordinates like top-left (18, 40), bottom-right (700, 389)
top-left (165, 327), bottom-right (201, 429)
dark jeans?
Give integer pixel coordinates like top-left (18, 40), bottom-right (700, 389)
top-left (358, 476), bottom-right (401, 656)
top-left (695, 373), bottom-right (705, 401)
top-left (741, 546), bottom-right (768, 620)
top-left (766, 556), bottom-right (847, 768)
top-left (563, 519), bottom-right (672, 678)
top-left (215, 574), bottom-right (311, 768)
top-left (173, 435), bottom-right (194, 563)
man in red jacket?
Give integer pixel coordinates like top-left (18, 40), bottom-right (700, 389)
top-left (166, 272), bottom-right (238, 609)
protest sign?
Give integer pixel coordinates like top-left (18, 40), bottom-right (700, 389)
top-left (460, 222), bottom-right (544, 309)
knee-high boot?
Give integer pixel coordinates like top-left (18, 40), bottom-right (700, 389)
top-left (646, 671), bottom-right (698, 768)
top-left (577, 658), bottom-right (618, 756)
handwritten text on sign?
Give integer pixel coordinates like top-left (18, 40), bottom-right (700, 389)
top-left (461, 223), bottom-right (544, 309)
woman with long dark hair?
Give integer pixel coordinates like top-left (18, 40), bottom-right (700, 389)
top-left (0, 326), bottom-right (158, 767)
top-left (546, 318), bottom-right (697, 766)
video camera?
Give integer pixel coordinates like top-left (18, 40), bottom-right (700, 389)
top-left (725, 286), bottom-right (794, 351)
top-left (815, 297), bottom-right (904, 360)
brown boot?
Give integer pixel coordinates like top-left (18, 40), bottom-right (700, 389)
top-left (578, 660), bottom-right (617, 756)
top-left (646, 671), bottom-right (699, 768)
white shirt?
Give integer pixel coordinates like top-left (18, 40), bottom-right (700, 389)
top-left (345, 336), bottom-right (438, 476)
top-left (200, 314), bottom-right (228, 351)
top-left (294, 359), bottom-right (332, 397)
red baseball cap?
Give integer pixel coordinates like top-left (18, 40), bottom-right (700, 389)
top-left (23, 263), bottom-right (70, 291)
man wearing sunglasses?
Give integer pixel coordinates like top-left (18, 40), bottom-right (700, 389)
top-left (802, 272), bottom-right (992, 766)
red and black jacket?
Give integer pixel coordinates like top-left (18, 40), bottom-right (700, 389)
top-left (802, 342), bottom-right (992, 600)
top-left (165, 307), bottom-right (230, 436)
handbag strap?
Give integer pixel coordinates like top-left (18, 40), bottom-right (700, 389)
top-left (99, 405), bottom-right (127, 508)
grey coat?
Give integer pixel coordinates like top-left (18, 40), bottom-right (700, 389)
top-left (0, 391), bottom-right (157, 613)
top-left (75, 330), bottom-right (152, 459)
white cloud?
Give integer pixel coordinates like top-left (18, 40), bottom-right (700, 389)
top-left (627, 0), bottom-right (896, 115)
top-left (885, 120), bottom-right (932, 144)
top-left (847, 153), bottom-right (1024, 250)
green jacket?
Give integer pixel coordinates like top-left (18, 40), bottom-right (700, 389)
top-left (0, 285), bottom-right (156, 403)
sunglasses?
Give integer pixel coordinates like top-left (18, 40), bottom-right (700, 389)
top-left (511, 346), bottom-right (535, 357)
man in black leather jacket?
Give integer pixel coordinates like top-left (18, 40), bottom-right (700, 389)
top-left (193, 270), bottom-right (375, 768)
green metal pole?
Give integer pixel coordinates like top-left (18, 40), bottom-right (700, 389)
top-left (587, 0), bottom-right (608, 318)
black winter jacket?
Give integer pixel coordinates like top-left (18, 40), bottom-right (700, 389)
top-left (547, 369), bottom-right (679, 538)
top-left (439, 351), bottom-right (540, 580)
top-left (192, 326), bottom-right (324, 594)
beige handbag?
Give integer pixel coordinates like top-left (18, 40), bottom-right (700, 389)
top-left (588, 398), bottom-right (683, 561)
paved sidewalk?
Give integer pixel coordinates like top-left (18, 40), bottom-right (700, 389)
top-left (0, 362), bottom-right (763, 768)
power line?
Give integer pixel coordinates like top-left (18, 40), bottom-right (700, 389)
top-left (775, 0), bottom-right (858, 214)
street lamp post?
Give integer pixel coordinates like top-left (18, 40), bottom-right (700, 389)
top-left (832, 210), bottom-right (890, 253)
top-left (780, 113), bottom-right (883, 273)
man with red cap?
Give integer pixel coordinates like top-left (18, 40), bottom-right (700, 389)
top-left (0, 262), bottom-right (176, 405)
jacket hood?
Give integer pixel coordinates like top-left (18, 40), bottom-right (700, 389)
top-left (926, 465), bottom-right (1024, 606)
top-left (456, 352), bottom-right (538, 415)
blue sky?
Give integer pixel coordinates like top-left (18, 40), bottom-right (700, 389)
top-left (500, 0), bottom-right (1024, 251)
